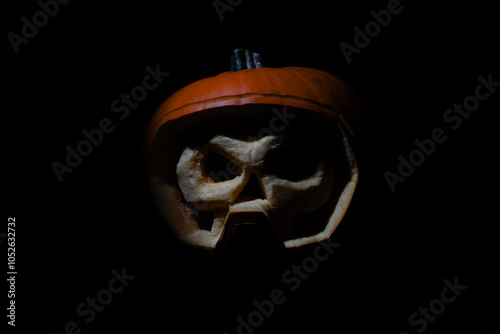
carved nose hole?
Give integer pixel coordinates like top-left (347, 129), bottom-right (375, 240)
top-left (236, 174), bottom-right (266, 203)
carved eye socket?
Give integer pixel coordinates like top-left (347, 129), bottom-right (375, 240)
top-left (264, 141), bottom-right (321, 181)
top-left (204, 150), bottom-right (242, 183)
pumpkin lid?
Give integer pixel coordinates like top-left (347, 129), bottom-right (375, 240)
top-left (145, 50), bottom-right (361, 150)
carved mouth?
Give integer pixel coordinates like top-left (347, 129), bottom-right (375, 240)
top-left (225, 211), bottom-right (268, 226)
top-left (215, 211), bottom-right (282, 251)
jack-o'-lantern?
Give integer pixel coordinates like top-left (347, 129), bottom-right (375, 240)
top-left (144, 49), bottom-right (361, 250)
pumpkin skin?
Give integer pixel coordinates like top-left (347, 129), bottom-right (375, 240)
top-left (144, 64), bottom-right (362, 250)
top-left (144, 67), bottom-right (361, 157)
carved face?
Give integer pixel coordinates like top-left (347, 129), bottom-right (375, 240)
top-left (176, 129), bottom-right (335, 248)
top-left (146, 107), bottom-right (358, 250)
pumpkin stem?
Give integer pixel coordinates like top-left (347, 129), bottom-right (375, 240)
top-left (230, 49), bottom-right (263, 71)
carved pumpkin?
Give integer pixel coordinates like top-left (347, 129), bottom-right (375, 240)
top-left (144, 49), bottom-right (361, 250)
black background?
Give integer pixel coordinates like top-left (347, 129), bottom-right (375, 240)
top-left (4, 0), bottom-right (498, 333)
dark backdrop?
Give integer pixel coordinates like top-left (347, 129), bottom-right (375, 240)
top-left (4, 0), bottom-right (498, 333)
